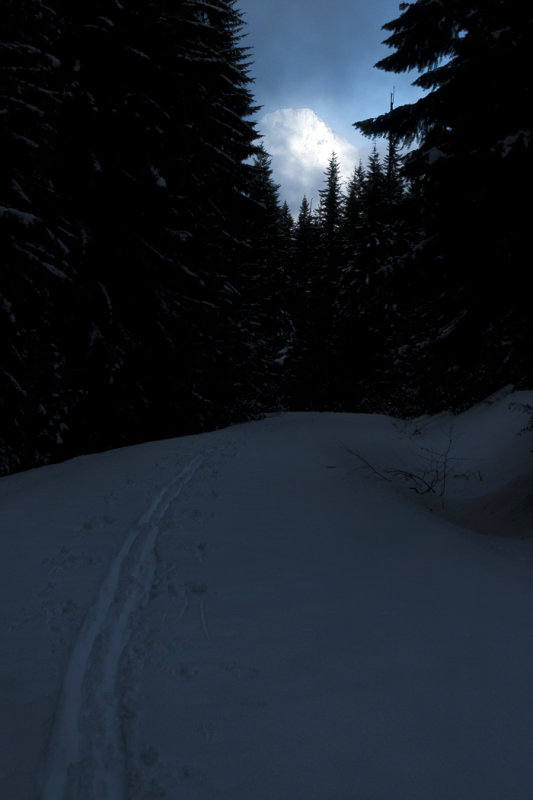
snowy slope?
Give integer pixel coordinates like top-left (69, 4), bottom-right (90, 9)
top-left (1, 391), bottom-right (532, 800)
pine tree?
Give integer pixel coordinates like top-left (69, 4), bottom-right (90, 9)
top-left (0, 0), bottom-right (78, 472)
top-left (278, 201), bottom-right (294, 261)
top-left (290, 155), bottom-right (346, 407)
top-left (317, 152), bottom-right (344, 255)
top-left (239, 143), bottom-right (289, 412)
top-left (334, 141), bottom-right (417, 413)
top-left (355, 1), bottom-right (533, 405)
top-left (296, 196), bottom-right (312, 233)
top-left (343, 160), bottom-right (365, 229)
top-left (383, 94), bottom-right (404, 206)
top-left (335, 162), bottom-right (364, 343)
top-left (285, 196), bottom-right (322, 407)
top-left (53, 0), bottom-right (261, 441)
top-left (274, 200), bottom-right (296, 403)
top-left (356, 146), bottom-right (388, 282)
top-left (0, 0), bottom-right (264, 473)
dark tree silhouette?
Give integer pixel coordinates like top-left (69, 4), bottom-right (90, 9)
top-left (355, 0), bottom-right (533, 407)
top-left (0, 0), bottom-right (263, 474)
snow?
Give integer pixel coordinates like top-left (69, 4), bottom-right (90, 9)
top-left (425, 146), bottom-right (450, 164)
top-left (126, 47), bottom-right (151, 62)
top-left (0, 369), bottom-right (26, 396)
top-left (44, 53), bottom-right (61, 69)
top-left (0, 205), bottom-right (39, 226)
top-left (499, 131), bottom-right (531, 158)
top-left (150, 166), bottom-right (167, 189)
top-left (274, 345), bottom-right (290, 365)
top-left (1, 392), bottom-right (533, 799)
top-left (96, 281), bottom-right (113, 317)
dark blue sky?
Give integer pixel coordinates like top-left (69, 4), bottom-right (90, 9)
top-left (237, 0), bottom-right (423, 211)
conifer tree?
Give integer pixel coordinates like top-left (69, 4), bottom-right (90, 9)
top-left (342, 161), bottom-right (365, 244)
top-left (239, 143), bottom-right (290, 411)
top-left (317, 153), bottom-right (344, 254)
top-left (275, 200), bottom-right (296, 402)
top-left (278, 202), bottom-right (294, 259)
top-left (336, 161), bottom-right (365, 332)
top-left (294, 154), bottom-right (346, 406)
top-left (383, 95), bottom-right (404, 206)
top-left (286, 196), bottom-right (323, 407)
top-left (0, 0), bottom-right (264, 473)
top-left (355, 0), bottom-right (533, 404)
top-left (54, 0), bottom-right (261, 439)
top-left (0, 0), bottom-right (77, 471)
top-left (355, 146), bottom-right (388, 283)
top-left (296, 196), bottom-right (312, 234)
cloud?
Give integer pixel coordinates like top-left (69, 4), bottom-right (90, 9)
top-left (258, 108), bottom-right (359, 215)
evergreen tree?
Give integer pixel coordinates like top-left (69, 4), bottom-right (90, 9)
top-left (336, 162), bottom-right (365, 324)
top-left (383, 95), bottom-right (404, 205)
top-left (363, 146), bottom-right (385, 212)
top-left (278, 201), bottom-right (294, 262)
top-left (0, 0), bottom-right (263, 474)
top-left (334, 141), bottom-right (416, 413)
top-left (342, 161), bottom-right (365, 249)
top-left (54, 0), bottom-right (261, 439)
top-left (310, 154), bottom-right (345, 403)
top-left (286, 196), bottom-right (322, 407)
top-left (274, 200), bottom-right (296, 403)
top-left (356, 146), bottom-right (388, 283)
top-left (332, 149), bottom-right (389, 409)
top-left (0, 0), bottom-right (77, 472)
top-left (317, 152), bottom-right (344, 255)
top-left (355, 1), bottom-right (533, 405)
top-left (334, 161), bottom-right (366, 398)
top-left (294, 195), bottom-right (319, 283)
top-left (296, 196), bottom-right (312, 234)
top-left (239, 143), bottom-right (290, 412)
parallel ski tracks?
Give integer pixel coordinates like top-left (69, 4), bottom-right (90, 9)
top-left (39, 455), bottom-right (203, 800)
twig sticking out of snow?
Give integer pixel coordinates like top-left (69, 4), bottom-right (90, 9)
top-left (340, 443), bottom-right (392, 483)
top-left (343, 429), bottom-right (456, 499)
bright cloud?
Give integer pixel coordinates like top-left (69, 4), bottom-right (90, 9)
top-left (258, 108), bottom-right (359, 216)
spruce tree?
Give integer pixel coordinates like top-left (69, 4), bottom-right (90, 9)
top-left (278, 201), bottom-right (294, 262)
top-left (0, 0), bottom-right (76, 472)
top-left (310, 154), bottom-right (345, 403)
top-left (286, 196), bottom-right (322, 407)
top-left (357, 146), bottom-right (387, 282)
top-left (317, 153), bottom-right (344, 256)
top-left (53, 0), bottom-right (261, 442)
top-left (239, 144), bottom-right (289, 412)
top-left (383, 95), bottom-right (404, 206)
top-left (0, 0), bottom-right (263, 473)
top-left (339, 160), bottom-right (366, 284)
top-left (355, 1), bottom-right (533, 405)
top-left (333, 161), bottom-right (365, 404)
top-left (273, 200), bottom-right (296, 403)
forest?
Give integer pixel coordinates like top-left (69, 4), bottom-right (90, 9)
top-left (1, 0), bottom-right (532, 475)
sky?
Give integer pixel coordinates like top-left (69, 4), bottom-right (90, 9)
top-left (238, 0), bottom-right (424, 214)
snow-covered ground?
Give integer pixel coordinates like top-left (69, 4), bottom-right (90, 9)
top-left (1, 389), bottom-right (533, 800)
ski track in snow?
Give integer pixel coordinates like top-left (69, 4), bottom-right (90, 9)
top-left (39, 455), bottom-right (203, 800)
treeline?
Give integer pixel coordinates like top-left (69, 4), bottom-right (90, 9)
top-left (355, 0), bottom-right (533, 411)
top-left (1, 0), bottom-right (532, 474)
top-left (257, 0), bottom-right (533, 415)
top-left (277, 142), bottom-right (422, 414)
top-left (1, 0), bottom-right (281, 473)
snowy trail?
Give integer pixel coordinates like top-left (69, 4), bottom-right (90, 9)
top-left (39, 455), bottom-right (203, 800)
top-left (129, 410), bottom-right (533, 800)
top-left (1, 395), bottom-right (533, 800)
